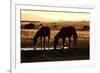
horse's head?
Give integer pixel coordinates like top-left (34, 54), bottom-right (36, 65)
top-left (33, 35), bottom-right (38, 48)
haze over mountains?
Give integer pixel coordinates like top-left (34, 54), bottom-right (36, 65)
top-left (21, 14), bottom-right (54, 22)
top-left (21, 10), bottom-right (90, 22)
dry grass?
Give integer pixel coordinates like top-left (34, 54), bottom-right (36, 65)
top-left (21, 29), bottom-right (89, 49)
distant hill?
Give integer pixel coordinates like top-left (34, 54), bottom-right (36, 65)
top-left (21, 20), bottom-right (89, 30)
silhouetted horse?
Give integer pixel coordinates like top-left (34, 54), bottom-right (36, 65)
top-left (33, 26), bottom-right (50, 50)
top-left (54, 26), bottom-right (78, 49)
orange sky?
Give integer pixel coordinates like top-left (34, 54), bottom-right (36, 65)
top-left (21, 10), bottom-right (90, 22)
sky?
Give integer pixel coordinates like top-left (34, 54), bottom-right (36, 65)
top-left (21, 10), bottom-right (90, 22)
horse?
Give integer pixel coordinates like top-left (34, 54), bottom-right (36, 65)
top-left (33, 26), bottom-right (50, 50)
top-left (54, 26), bottom-right (78, 49)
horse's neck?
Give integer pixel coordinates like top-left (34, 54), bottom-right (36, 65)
top-left (35, 32), bottom-right (40, 39)
top-left (55, 33), bottom-right (61, 40)
top-left (33, 34), bottom-right (39, 46)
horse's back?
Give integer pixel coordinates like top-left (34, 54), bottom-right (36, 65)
top-left (36, 26), bottom-right (50, 37)
top-left (58, 26), bottom-right (77, 37)
top-left (66, 26), bottom-right (77, 38)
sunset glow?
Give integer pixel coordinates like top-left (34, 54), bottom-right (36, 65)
top-left (21, 10), bottom-right (90, 22)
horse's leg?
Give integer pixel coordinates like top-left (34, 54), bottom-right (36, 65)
top-left (43, 37), bottom-right (45, 50)
top-left (62, 38), bottom-right (65, 49)
top-left (54, 39), bottom-right (57, 50)
top-left (69, 37), bottom-right (71, 48)
top-left (33, 46), bottom-right (36, 50)
top-left (73, 37), bottom-right (77, 48)
top-left (47, 37), bottom-right (50, 50)
top-left (40, 37), bottom-right (42, 50)
top-left (54, 36), bottom-right (59, 50)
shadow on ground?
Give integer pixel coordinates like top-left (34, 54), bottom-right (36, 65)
top-left (21, 48), bottom-right (89, 63)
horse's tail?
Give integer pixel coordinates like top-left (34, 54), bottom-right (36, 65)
top-left (48, 28), bottom-right (51, 40)
top-left (46, 26), bottom-right (50, 40)
top-left (73, 30), bottom-right (78, 39)
top-left (73, 28), bottom-right (78, 48)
